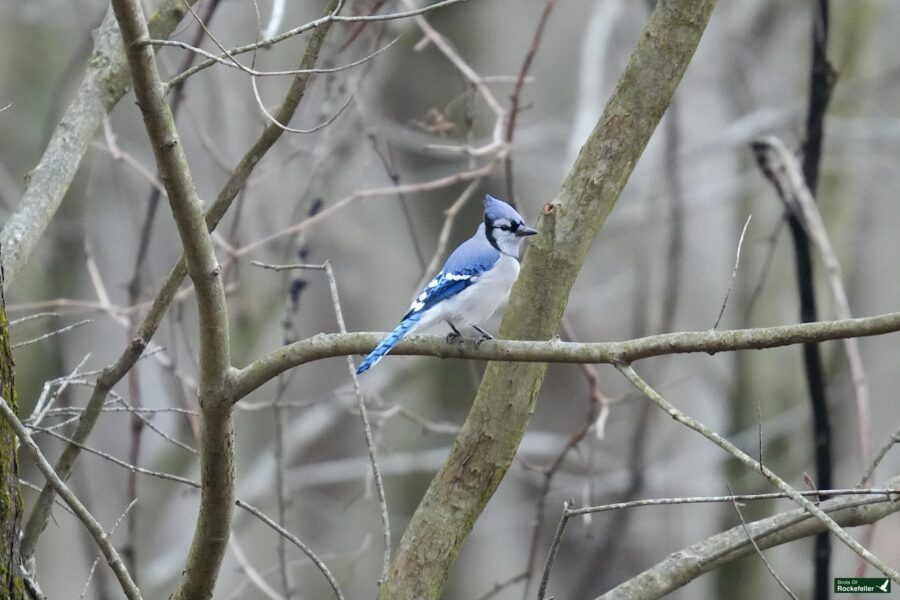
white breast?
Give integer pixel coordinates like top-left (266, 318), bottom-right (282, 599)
top-left (432, 255), bottom-right (520, 328)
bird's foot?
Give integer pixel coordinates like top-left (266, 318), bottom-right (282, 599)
top-left (445, 331), bottom-right (463, 344)
top-left (472, 326), bottom-right (494, 348)
top-left (473, 325), bottom-right (494, 341)
top-left (446, 321), bottom-right (465, 344)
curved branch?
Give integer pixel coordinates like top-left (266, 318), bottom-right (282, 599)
top-left (230, 310), bottom-right (900, 400)
top-left (377, 1), bottom-right (718, 595)
top-left (618, 365), bottom-right (899, 583)
top-left (110, 1), bottom-right (231, 598)
top-left (0, 398), bottom-right (142, 600)
top-left (597, 478), bottom-right (900, 600)
top-left (0, 0), bottom-right (198, 284)
top-left (165, 0), bottom-right (473, 89)
top-left (20, 0), bottom-right (341, 565)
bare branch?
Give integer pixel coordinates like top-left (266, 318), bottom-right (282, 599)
top-left (727, 485), bottom-right (798, 600)
top-left (0, 0), bottom-right (199, 283)
top-left (596, 484), bottom-right (900, 600)
top-left (234, 162), bottom-right (496, 257)
top-left (228, 537), bottom-right (287, 600)
top-left (231, 310), bottom-right (900, 399)
top-left (859, 430), bottom-right (900, 487)
top-left (0, 397), bottom-right (142, 600)
top-left (752, 135), bottom-right (873, 465)
top-left (377, 2), bottom-right (719, 596)
top-left (616, 364), bottom-right (899, 583)
top-left (29, 424), bottom-right (345, 600)
top-left (151, 35), bottom-right (399, 80)
top-left (110, 1), bottom-right (232, 598)
top-left (20, 0), bottom-right (342, 564)
top-left (712, 214), bottom-right (751, 330)
top-left (78, 499), bottom-right (138, 600)
top-left (11, 319), bottom-right (92, 349)
top-left (536, 500), bottom-right (571, 600)
top-left (166, 0), bottom-right (474, 88)
top-left (504, 0), bottom-right (559, 203)
top-left (257, 261), bottom-right (392, 582)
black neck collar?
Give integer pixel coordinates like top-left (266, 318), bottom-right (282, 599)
top-left (484, 217), bottom-right (501, 253)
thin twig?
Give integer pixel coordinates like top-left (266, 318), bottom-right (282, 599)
top-left (858, 430), bottom-right (900, 488)
top-left (29, 424), bottom-right (345, 600)
top-left (12, 319), bottom-right (92, 348)
top-left (179, 0), bottom-right (356, 137)
top-left (9, 312), bottom-right (60, 326)
top-left (78, 499), bottom-right (139, 600)
top-left (566, 488), bottom-right (900, 516)
top-left (616, 364), bottom-right (900, 583)
top-left (30, 354), bottom-right (91, 426)
top-left (713, 215), bottom-right (751, 330)
top-left (537, 500), bottom-right (571, 600)
top-left (228, 537), bottom-right (287, 600)
top-left (504, 0), bottom-right (559, 203)
top-left (474, 572), bottom-right (529, 600)
top-left (235, 161), bottom-right (496, 258)
top-left (368, 134), bottom-right (427, 273)
top-left (0, 397), bottom-right (142, 600)
top-left (164, 0), bottom-right (472, 88)
top-left (323, 261), bottom-right (392, 583)
top-left (154, 35), bottom-right (399, 80)
top-left (727, 484), bottom-right (799, 599)
top-left (752, 136), bottom-right (873, 465)
top-left (235, 500), bottom-right (346, 600)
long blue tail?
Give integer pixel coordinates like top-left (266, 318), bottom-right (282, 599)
top-left (356, 313), bottom-right (422, 375)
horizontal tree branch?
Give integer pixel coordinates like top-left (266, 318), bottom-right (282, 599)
top-left (230, 310), bottom-right (900, 400)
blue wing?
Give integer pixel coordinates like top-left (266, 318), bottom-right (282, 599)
top-left (403, 231), bottom-right (500, 319)
top-left (356, 225), bottom-right (499, 375)
top-left (402, 267), bottom-right (480, 320)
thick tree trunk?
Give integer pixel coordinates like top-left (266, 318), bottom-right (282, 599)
top-left (0, 274), bottom-right (24, 598)
top-left (377, 1), bottom-right (719, 598)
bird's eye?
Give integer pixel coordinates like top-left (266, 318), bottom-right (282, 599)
top-left (499, 225), bottom-right (509, 231)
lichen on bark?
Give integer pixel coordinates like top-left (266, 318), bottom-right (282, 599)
top-left (0, 271), bottom-right (24, 598)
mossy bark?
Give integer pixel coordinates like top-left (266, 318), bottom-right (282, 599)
top-left (0, 278), bottom-right (24, 598)
top-left (377, 1), bottom-right (719, 598)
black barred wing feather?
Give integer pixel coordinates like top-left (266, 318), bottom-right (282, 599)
top-left (402, 267), bottom-right (485, 320)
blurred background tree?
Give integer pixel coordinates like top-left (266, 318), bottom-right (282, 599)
top-left (0, 0), bottom-right (898, 599)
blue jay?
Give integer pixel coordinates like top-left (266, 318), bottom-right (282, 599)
top-left (356, 194), bottom-right (538, 375)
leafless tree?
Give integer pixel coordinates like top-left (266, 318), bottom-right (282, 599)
top-left (0, 1), bottom-right (898, 599)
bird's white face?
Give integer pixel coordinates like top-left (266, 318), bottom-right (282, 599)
top-left (486, 217), bottom-right (529, 257)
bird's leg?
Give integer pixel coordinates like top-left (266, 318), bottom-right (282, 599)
top-left (472, 324), bottom-right (494, 347)
top-left (446, 321), bottom-right (463, 343)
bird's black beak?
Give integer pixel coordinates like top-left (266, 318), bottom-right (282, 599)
top-left (516, 226), bottom-right (538, 237)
